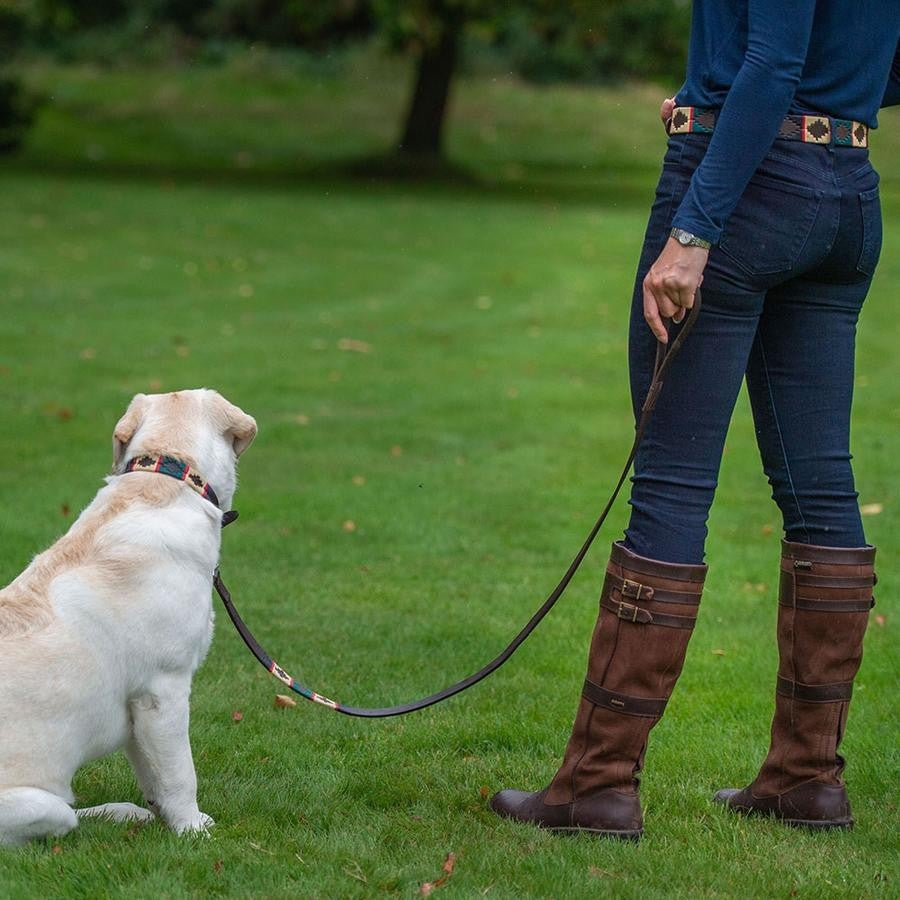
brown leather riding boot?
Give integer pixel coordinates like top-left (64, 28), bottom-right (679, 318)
top-left (491, 542), bottom-right (706, 838)
top-left (715, 541), bottom-right (876, 829)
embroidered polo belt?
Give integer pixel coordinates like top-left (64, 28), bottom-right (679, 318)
top-left (668, 106), bottom-right (869, 148)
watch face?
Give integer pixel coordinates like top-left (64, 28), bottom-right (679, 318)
top-left (677, 231), bottom-right (690, 245)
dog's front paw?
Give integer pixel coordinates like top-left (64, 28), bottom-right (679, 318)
top-left (172, 811), bottom-right (215, 835)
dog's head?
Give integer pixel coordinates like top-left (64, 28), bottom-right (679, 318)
top-left (112, 389), bottom-right (257, 509)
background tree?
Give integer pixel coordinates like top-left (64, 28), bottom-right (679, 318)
top-left (0, 4), bottom-right (38, 153)
top-left (6, 0), bottom-right (690, 163)
top-left (372, 0), bottom-right (690, 160)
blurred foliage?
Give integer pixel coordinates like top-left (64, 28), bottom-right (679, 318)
top-left (2, 0), bottom-right (690, 157)
top-left (499, 0), bottom-right (691, 84)
top-left (0, 3), bottom-right (38, 152)
top-left (6, 0), bottom-right (690, 84)
top-left (0, 76), bottom-right (37, 152)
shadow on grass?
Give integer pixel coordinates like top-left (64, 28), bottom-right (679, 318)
top-left (1, 148), bottom-right (659, 208)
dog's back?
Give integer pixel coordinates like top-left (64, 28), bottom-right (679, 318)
top-left (0, 477), bottom-right (183, 638)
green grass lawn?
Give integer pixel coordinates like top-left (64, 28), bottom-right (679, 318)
top-left (0, 49), bottom-right (897, 898)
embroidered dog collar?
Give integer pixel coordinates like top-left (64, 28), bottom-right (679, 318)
top-left (125, 454), bottom-right (221, 509)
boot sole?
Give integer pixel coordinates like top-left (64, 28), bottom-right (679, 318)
top-left (782, 817), bottom-right (854, 831)
top-left (493, 809), bottom-right (643, 840)
top-left (544, 825), bottom-right (643, 841)
top-left (721, 804), bottom-right (853, 831)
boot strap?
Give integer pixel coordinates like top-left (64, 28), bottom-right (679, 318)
top-left (779, 595), bottom-right (874, 612)
top-left (792, 572), bottom-right (876, 589)
top-left (600, 595), bottom-right (696, 629)
top-left (604, 572), bottom-right (702, 605)
top-left (776, 675), bottom-right (853, 703)
top-left (582, 679), bottom-right (667, 718)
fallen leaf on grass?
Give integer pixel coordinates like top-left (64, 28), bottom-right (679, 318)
top-left (338, 338), bottom-right (372, 354)
top-left (419, 853), bottom-right (457, 895)
top-left (861, 503), bottom-right (883, 516)
top-left (52, 845), bottom-right (62, 855)
top-left (214, 860), bottom-right (224, 874)
top-left (479, 785), bottom-right (490, 799)
top-left (712, 649), bottom-right (726, 656)
top-left (743, 582), bottom-right (768, 593)
top-left (274, 694), bottom-right (297, 709)
top-left (343, 520), bottom-right (357, 533)
top-left (231, 710), bottom-right (243, 722)
top-left (60, 504), bottom-right (70, 517)
top-left (874, 614), bottom-right (886, 627)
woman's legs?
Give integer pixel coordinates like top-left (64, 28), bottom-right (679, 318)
top-left (745, 275), bottom-right (868, 547)
top-left (717, 270), bottom-right (876, 827)
top-left (624, 267), bottom-right (766, 565)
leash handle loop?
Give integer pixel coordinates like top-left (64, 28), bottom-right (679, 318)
top-left (214, 294), bottom-right (702, 717)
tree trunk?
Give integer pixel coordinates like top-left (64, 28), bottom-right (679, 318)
top-left (398, 19), bottom-right (460, 158)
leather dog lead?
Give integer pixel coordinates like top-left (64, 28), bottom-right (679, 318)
top-left (214, 294), bottom-right (702, 717)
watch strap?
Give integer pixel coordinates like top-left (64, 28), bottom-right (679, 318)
top-left (670, 227), bottom-right (712, 250)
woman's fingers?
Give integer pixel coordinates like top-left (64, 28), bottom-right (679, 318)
top-left (643, 276), bottom-right (674, 343)
top-left (642, 241), bottom-right (708, 341)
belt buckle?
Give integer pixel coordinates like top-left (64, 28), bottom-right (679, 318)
top-left (617, 601), bottom-right (640, 622)
top-left (621, 578), bottom-right (643, 599)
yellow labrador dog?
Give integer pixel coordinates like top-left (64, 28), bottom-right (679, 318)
top-left (0, 389), bottom-right (256, 845)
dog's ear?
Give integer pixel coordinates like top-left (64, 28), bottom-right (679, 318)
top-left (112, 394), bottom-right (148, 469)
top-left (214, 394), bottom-right (257, 457)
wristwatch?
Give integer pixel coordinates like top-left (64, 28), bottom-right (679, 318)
top-left (670, 227), bottom-right (712, 250)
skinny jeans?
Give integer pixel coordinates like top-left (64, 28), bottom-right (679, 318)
top-left (624, 134), bottom-right (883, 565)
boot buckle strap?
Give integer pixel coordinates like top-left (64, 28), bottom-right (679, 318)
top-left (600, 595), bottom-right (696, 628)
top-left (616, 600), bottom-right (653, 624)
top-left (582, 679), bottom-right (668, 718)
top-left (776, 675), bottom-right (853, 703)
top-left (620, 578), bottom-right (654, 601)
top-left (780, 596), bottom-right (875, 613)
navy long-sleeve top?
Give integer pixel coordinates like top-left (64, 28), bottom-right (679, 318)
top-left (672, 0), bottom-right (900, 245)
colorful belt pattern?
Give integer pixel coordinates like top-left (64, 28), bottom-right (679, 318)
top-left (125, 454), bottom-right (221, 508)
top-left (668, 106), bottom-right (868, 148)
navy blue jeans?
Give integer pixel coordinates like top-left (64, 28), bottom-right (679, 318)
top-left (624, 135), bottom-right (883, 565)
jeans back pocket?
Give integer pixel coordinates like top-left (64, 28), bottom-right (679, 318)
top-left (719, 174), bottom-right (822, 277)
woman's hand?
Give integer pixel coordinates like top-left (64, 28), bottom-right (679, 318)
top-left (642, 237), bottom-right (708, 343)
